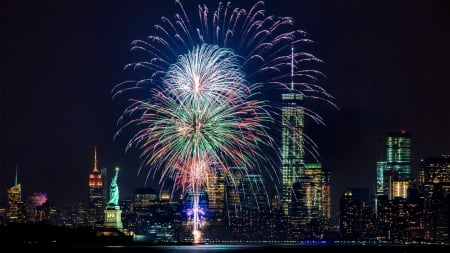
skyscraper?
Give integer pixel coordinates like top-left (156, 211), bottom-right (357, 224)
top-left (239, 174), bottom-right (271, 240)
top-left (7, 168), bottom-right (23, 223)
top-left (386, 130), bottom-right (412, 181)
top-left (291, 163), bottom-right (330, 222)
top-left (285, 163), bottom-right (331, 240)
top-left (281, 46), bottom-right (305, 216)
top-left (340, 189), bottom-right (377, 240)
top-left (419, 154), bottom-right (450, 241)
top-left (420, 154), bottom-right (450, 201)
top-left (306, 163), bottom-right (331, 220)
top-left (204, 171), bottom-right (225, 240)
top-left (88, 146), bottom-right (104, 228)
top-left (339, 190), bottom-right (358, 240)
top-left (223, 167), bottom-right (246, 239)
top-left (376, 161), bottom-right (387, 197)
top-left (377, 130), bottom-right (412, 200)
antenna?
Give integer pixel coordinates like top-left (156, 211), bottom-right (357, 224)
top-left (93, 146), bottom-right (99, 172)
top-left (291, 45), bottom-right (294, 90)
top-left (15, 165), bottom-right (19, 186)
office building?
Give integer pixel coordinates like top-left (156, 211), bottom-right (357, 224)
top-left (88, 146), bottom-right (104, 228)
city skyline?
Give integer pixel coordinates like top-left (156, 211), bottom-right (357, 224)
top-left (1, 0), bottom-right (450, 219)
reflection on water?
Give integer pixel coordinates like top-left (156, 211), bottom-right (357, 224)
top-left (105, 244), bottom-right (263, 253)
top-left (100, 244), bottom-right (449, 253)
top-left (133, 244), bottom-right (260, 252)
top-left (4, 243), bottom-right (448, 253)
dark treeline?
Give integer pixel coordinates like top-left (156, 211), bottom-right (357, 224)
top-left (0, 223), bottom-right (131, 247)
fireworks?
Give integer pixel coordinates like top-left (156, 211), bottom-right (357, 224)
top-left (30, 192), bottom-right (47, 207)
top-left (115, 43), bottom-right (271, 241)
top-left (113, 0), bottom-right (333, 242)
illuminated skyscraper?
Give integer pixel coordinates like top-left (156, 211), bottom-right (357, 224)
top-left (204, 171), bottom-right (225, 240)
top-left (287, 163), bottom-right (331, 240)
top-left (387, 130), bottom-right (411, 199)
top-left (306, 164), bottom-right (331, 219)
top-left (340, 189), bottom-right (377, 240)
top-left (7, 168), bottom-right (23, 223)
top-left (291, 163), bottom-right (330, 221)
top-left (205, 171), bottom-right (225, 222)
top-left (88, 146), bottom-right (104, 228)
top-left (377, 130), bottom-right (412, 200)
top-left (281, 46), bottom-right (305, 216)
top-left (419, 154), bottom-right (450, 201)
top-left (339, 190), bottom-right (358, 239)
top-left (386, 130), bottom-right (412, 181)
top-left (420, 154), bottom-right (450, 241)
top-left (239, 174), bottom-right (271, 240)
top-left (376, 161), bottom-right (387, 196)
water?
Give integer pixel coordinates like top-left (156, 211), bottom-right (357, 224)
top-left (106, 244), bottom-right (262, 252)
top-left (113, 244), bottom-right (449, 253)
top-left (10, 244), bottom-right (447, 253)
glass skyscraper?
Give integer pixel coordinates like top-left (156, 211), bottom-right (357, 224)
top-left (376, 130), bottom-right (412, 200)
top-left (281, 92), bottom-right (304, 216)
top-left (386, 130), bottom-right (412, 180)
top-left (7, 168), bottom-right (23, 223)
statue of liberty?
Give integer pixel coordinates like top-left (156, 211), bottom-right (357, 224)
top-left (107, 167), bottom-right (120, 206)
top-left (104, 167), bottom-right (123, 230)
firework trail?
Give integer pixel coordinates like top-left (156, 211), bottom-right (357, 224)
top-left (113, 0), bottom-right (334, 242)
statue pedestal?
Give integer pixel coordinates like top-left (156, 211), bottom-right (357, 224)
top-left (104, 204), bottom-right (123, 230)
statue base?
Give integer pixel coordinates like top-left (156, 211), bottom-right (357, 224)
top-left (104, 204), bottom-right (123, 230)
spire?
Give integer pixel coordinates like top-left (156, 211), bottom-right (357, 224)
top-left (291, 45), bottom-right (294, 90)
top-left (15, 165), bottom-right (18, 186)
top-left (93, 146), bottom-right (99, 172)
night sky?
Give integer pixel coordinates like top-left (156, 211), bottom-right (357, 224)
top-left (1, 0), bottom-right (449, 219)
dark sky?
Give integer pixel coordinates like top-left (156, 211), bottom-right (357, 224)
top-left (1, 0), bottom-right (449, 219)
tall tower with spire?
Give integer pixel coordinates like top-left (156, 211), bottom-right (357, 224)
top-left (6, 167), bottom-right (24, 223)
top-left (280, 46), bottom-right (305, 216)
top-left (7, 167), bottom-right (23, 223)
top-left (88, 146), bottom-right (104, 228)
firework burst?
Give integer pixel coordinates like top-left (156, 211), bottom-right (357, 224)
top-left (126, 44), bottom-right (270, 186)
top-left (115, 43), bottom-right (271, 242)
top-left (113, 0), bottom-right (334, 242)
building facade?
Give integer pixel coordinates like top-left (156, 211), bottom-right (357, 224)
top-left (377, 130), bottom-right (412, 200)
top-left (7, 169), bottom-right (23, 223)
top-left (88, 147), bottom-right (104, 228)
top-left (420, 155), bottom-right (450, 242)
top-left (281, 91), bottom-right (305, 216)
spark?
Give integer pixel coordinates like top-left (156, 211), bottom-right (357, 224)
top-left (113, 0), bottom-right (334, 242)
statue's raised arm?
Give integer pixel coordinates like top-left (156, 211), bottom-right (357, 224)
top-left (107, 167), bottom-right (120, 206)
